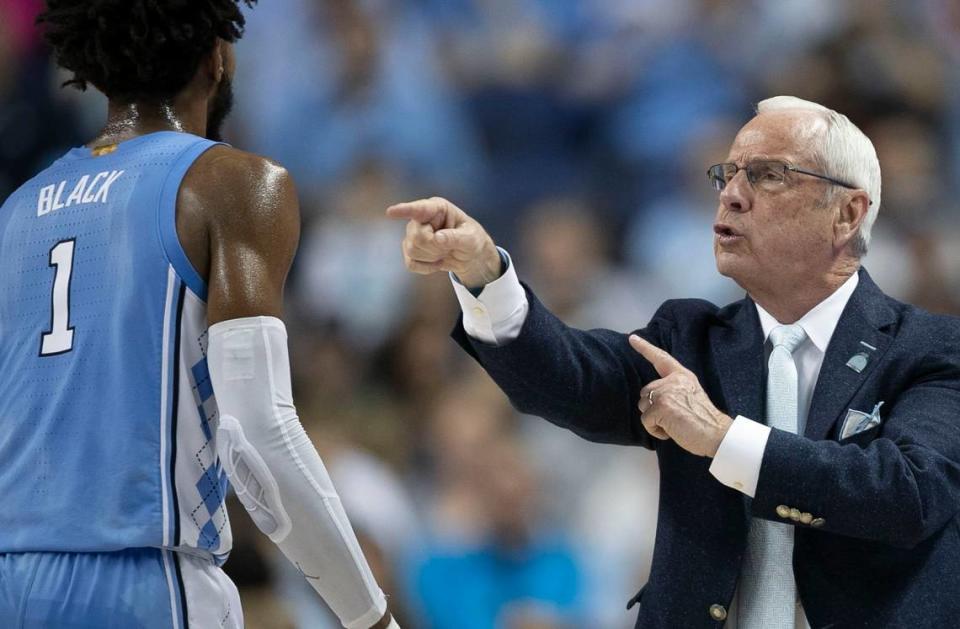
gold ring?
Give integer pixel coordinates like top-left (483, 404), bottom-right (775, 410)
top-left (648, 390), bottom-right (655, 405)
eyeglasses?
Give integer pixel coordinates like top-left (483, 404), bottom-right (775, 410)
top-left (707, 160), bottom-right (868, 203)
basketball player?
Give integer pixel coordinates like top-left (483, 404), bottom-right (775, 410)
top-left (0, 1), bottom-right (397, 627)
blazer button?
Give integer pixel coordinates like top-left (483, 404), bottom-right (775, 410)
top-left (776, 505), bottom-right (791, 518)
top-left (800, 512), bottom-right (813, 525)
top-left (709, 604), bottom-right (728, 621)
top-left (789, 508), bottom-right (802, 521)
top-left (811, 517), bottom-right (826, 528)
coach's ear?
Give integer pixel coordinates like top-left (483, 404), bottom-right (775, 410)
top-left (834, 189), bottom-right (870, 253)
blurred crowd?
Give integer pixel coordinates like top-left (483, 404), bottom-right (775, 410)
top-left (4, 0), bottom-right (960, 627)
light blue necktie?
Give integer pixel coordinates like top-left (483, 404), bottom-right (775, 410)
top-left (740, 323), bottom-right (807, 629)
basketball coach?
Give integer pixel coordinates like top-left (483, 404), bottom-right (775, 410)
top-left (387, 96), bottom-right (960, 628)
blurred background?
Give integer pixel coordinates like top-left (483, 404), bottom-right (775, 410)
top-left (4, 0), bottom-right (960, 627)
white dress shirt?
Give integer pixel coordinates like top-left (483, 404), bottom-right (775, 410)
top-left (709, 272), bottom-right (859, 496)
top-left (710, 271), bottom-right (858, 629)
top-left (451, 250), bottom-right (861, 627)
top-left (450, 249), bottom-right (529, 345)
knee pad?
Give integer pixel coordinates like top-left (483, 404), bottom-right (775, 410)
top-left (216, 414), bottom-right (292, 543)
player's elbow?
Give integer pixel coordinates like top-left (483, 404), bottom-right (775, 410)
top-left (216, 413), bottom-right (294, 542)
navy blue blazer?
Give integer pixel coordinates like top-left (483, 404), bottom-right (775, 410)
top-left (452, 268), bottom-right (960, 628)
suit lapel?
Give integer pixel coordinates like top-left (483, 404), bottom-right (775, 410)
top-left (804, 269), bottom-right (896, 441)
top-left (710, 298), bottom-right (766, 522)
top-left (711, 298), bottom-right (766, 424)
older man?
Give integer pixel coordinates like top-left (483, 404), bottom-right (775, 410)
top-left (387, 96), bottom-right (960, 628)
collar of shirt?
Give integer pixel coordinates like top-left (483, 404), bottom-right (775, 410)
top-left (754, 272), bottom-right (860, 354)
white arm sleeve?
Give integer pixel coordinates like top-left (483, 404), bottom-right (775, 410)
top-left (207, 316), bottom-right (387, 629)
top-left (450, 247), bottom-right (529, 345)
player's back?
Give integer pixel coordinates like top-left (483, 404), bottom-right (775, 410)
top-left (0, 131), bottom-right (231, 561)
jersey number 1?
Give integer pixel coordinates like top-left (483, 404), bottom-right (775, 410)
top-left (40, 239), bottom-right (76, 356)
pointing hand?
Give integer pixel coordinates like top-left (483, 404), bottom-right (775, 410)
top-left (629, 335), bottom-right (733, 457)
top-left (386, 197), bottom-right (502, 289)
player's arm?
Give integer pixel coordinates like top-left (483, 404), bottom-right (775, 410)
top-left (180, 147), bottom-right (396, 629)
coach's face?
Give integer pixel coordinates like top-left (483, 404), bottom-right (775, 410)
top-left (713, 111), bottom-right (837, 296)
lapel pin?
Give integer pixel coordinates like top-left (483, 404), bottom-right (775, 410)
top-left (846, 352), bottom-right (869, 373)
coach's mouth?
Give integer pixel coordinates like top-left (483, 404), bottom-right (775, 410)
top-left (714, 223), bottom-right (744, 246)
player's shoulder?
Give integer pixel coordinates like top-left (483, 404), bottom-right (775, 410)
top-left (189, 145), bottom-right (294, 195)
top-left (181, 145), bottom-right (298, 221)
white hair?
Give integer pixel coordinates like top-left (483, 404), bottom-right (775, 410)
top-left (756, 95), bottom-right (882, 257)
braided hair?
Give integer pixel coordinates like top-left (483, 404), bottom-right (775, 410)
top-left (38, 0), bottom-right (256, 102)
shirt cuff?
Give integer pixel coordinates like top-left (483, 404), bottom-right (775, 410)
top-left (450, 247), bottom-right (529, 345)
top-left (709, 416), bottom-right (771, 497)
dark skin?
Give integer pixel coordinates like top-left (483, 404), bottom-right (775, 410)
top-left (89, 39), bottom-right (393, 629)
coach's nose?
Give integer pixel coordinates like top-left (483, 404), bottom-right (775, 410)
top-left (719, 170), bottom-right (752, 214)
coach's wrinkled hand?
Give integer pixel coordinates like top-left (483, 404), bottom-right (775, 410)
top-left (386, 197), bottom-right (502, 289)
top-left (630, 335), bottom-right (733, 457)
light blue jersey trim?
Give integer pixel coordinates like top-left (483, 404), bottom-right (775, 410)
top-left (160, 270), bottom-right (184, 548)
top-left (161, 550), bottom-right (187, 629)
top-left (157, 137), bottom-right (223, 302)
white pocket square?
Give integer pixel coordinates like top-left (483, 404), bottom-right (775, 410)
top-left (840, 401), bottom-right (884, 440)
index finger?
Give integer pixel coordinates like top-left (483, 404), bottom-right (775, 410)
top-left (629, 334), bottom-right (685, 377)
top-left (386, 198), bottom-right (447, 230)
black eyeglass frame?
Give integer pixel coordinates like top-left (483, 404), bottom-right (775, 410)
top-left (706, 161), bottom-right (872, 205)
